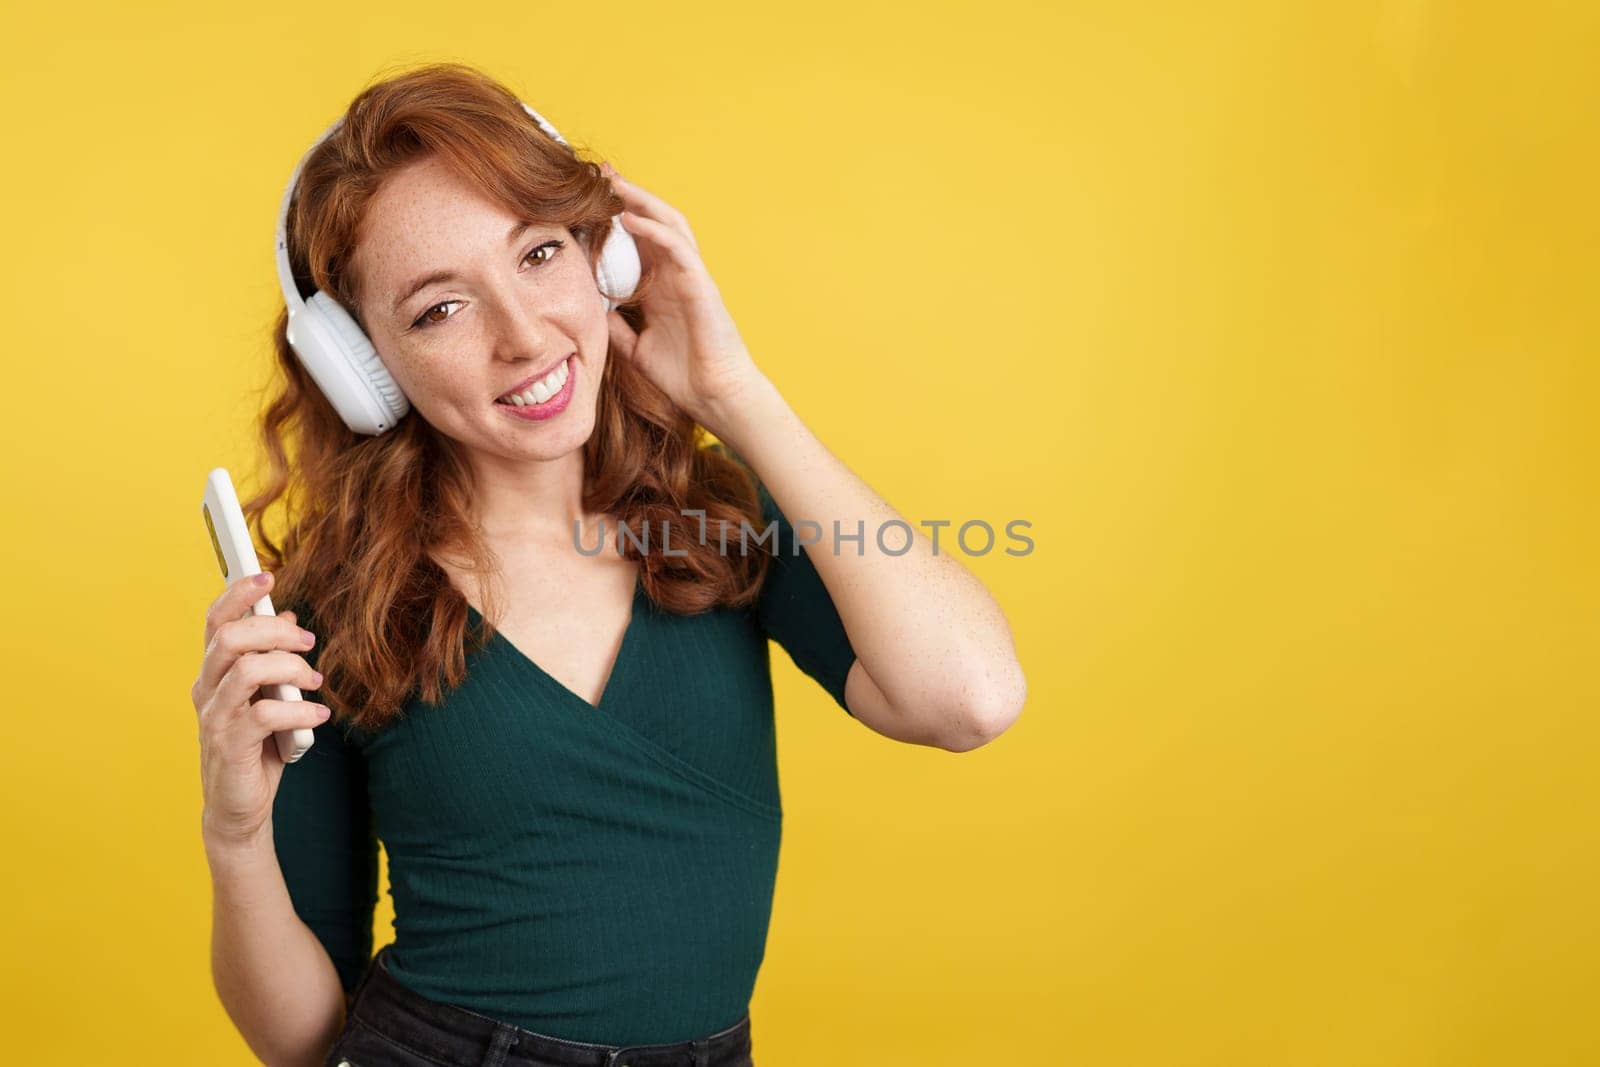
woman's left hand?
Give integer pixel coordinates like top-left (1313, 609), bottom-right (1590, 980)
top-left (601, 162), bottom-right (769, 434)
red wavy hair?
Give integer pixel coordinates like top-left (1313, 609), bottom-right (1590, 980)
top-left (243, 62), bottom-right (771, 732)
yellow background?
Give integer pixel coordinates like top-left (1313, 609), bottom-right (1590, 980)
top-left (3, 1), bottom-right (1595, 1063)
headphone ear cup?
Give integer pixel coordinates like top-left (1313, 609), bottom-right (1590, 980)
top-left (595, 215), bottom-right (642, 313)
top-left (306, 291), bottom-right (410, 430)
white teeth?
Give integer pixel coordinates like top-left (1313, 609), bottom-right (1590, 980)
top-left (498, 356), bottom-right (571, 405)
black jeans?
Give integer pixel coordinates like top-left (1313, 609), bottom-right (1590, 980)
top-left (324, 946), bottom-right (756, 1067)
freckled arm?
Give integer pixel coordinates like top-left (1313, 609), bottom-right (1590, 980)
top-left (707, 375), bottom-right (1027, 751)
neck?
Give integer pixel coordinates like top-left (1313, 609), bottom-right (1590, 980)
top-left (466, 446), bottom-right (596, 549)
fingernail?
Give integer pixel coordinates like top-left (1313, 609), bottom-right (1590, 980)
top-left (311, 671), bottom-right (324, 686)
top-left (299, 629), bottom-right (316, 646)
top-left (316, 705), bottom-right (331, 719)
top-left (254, 573), bottom-right (271, 587)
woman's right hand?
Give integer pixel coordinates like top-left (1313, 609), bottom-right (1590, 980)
top-left (192, 570), bottom-right (330, 851)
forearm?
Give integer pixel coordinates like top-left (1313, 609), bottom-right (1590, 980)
top-left (710, 375), bottom-right (1027, 743)
top-left (205, 827), bottom-right (347, 1067)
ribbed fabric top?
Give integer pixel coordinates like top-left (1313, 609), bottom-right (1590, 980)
top-left (271, 448), bottom-right (857, 1046)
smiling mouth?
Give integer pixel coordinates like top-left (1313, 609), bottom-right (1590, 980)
top-left (493, 356), bottom-right (576, 420)
top-left (494, 354), bottom-right (574, 406)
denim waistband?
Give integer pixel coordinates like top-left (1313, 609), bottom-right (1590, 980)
top-left (336, 944), bottom-right (753, 1067)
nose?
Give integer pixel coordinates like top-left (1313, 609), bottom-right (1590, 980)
top-left (488, 284), bottom-right (567, 364)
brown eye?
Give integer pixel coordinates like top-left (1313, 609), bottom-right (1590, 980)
top-left (525, 239), bottom-right (564, 266)
top-left (412, 300), bottom-right (461, 330)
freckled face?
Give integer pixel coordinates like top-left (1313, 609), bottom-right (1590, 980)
top-left (349, 155), bottom-right (610, 461)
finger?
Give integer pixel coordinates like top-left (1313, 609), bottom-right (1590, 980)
top-left (204, 571), bottom-right (273, 649)
top-left (210, 652), bottom-right (319, 719)
top-left (210, 650), bottom-right (324, 716)
top-left (604, 165), bottom-right (698, 252)
top-left (234, 697), bottom-right (333, 743)
top-left (618, 211), bottom-right (697, 273)
top-left (200, 611), bottom-right (317, 697)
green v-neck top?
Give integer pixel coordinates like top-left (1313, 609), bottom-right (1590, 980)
top-left (270, 447), bottom-right (858, 1046)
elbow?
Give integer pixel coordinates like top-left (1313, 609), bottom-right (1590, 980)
top-left (942, 660), bottom-right (1027, 752)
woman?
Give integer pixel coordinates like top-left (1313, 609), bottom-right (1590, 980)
top-left (192, 62), bottom-right (1026, 1067)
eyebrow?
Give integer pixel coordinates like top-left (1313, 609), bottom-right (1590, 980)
top-left (390, 219), bottom-right (535, 318)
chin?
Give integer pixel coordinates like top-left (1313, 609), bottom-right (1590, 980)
top-left (501, 397), bottom-right (597, 458)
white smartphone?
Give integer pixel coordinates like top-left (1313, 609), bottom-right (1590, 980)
top-left (201, 467), bottom-right (315, 764)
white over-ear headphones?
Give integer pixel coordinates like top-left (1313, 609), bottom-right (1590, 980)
top-left (273, 102), bottom-right (642, 435)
